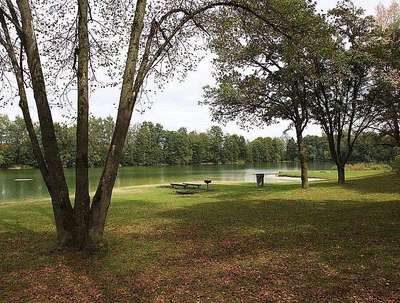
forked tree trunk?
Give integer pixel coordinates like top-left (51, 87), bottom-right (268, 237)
top-left (296, 128), bottom-right (309, 189)
top-left (3, 0), bottom-right (279, 249)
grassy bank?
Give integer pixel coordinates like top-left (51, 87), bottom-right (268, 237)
top-left (0, 171), bottom-right (399, 302)
top-left (278, 168), bottom-right (391, 180)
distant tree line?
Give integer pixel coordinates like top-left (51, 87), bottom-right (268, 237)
top-left (0, 115), bottom-right (394, 169)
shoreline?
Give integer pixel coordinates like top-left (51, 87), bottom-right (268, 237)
top-left (0, 175), bottom-right (325, 205)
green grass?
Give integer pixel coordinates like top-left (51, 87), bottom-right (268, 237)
top-left (345, 163), bottom-right (392, 171)
top-left (1, 172), bottom-right (400, 302)
top-left (278, 168), bottom-right (390, 180)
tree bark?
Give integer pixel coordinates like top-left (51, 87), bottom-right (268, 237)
top-left (337, 164), bottom-right (345, 184)
top-left (17, 0), bottom-right (75, 245)
top-left (0, 14), bottom-right (50, 187)
top-left (296, 127), bottom-right (309, 189)
top-left (0, 14), bottom-right (64, 224)
top-left (89, 0), bottom-right (147, 238)
top-left (74, 0), bottom-right (90, 248)
top-left (0, 10), bottom-right (71, 244)
top-left (392, 112), bottom-right (400, 147)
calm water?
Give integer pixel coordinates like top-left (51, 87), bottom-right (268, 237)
top-left (0, 162), bottom-right (332, 203)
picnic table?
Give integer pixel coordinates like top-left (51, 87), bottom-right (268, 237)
top-left (183, 183), bottom-right (202, 189)
top-left (170, 183), bottom-right (187, 189)
top-left (170, 180), bottom-right (212, 193)
top-left (170, 183), bottom-right (202, 189)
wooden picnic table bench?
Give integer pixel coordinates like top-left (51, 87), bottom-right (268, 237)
top-left (182, 183), bottom-right (202, 189)
top-left (170, 183), bottom-right (188, 189)
top-left (170, 183), bottom-right (203, 189)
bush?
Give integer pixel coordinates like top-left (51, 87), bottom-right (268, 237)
top-left (390, 155), bottom-right (400, 174)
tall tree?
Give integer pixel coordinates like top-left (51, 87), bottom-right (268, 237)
top-left (284, 137), bottom-right (298, 162)
top-left (133, 122), bottom-right (164, 166)
top-left (311, 0), bottom-right (380, 184)
top-left (189, 131), bottom-right (209, 164)
top-left (0, 0), bottom-right (291, 248)
top-left (203, 0), bottom-right (321, 188)
top-left (303, 136), bottom-right (330, 162)
top-left (373, 1), bottom-right (400, 148)
top-left (222, 134), bottom-right (246, 163)
top-left (163, 128), bottom-right (192, 165)
top-left (207, 126), bottom-right (224, 163)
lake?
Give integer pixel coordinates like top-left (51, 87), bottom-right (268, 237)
top-left (0, 162), bottom-right (332, 203)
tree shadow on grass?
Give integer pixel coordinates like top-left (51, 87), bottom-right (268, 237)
top-left (250, 172), bottom-right (400, 196)
top-left (1, 173), bottom-right (399, 302)
top-left (155, 196), bottom-right (400, 249)
top-left (341, 172), bottom-right (400, 194)
top-left (146, 195), bottom-right (400, 301)
top-left (0, 228), bottom-right (114, 303)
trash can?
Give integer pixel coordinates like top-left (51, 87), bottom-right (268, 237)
top-left (204, 179), bottom-right (212, 190)
top-left (256, 174), bottom-right (265, 187)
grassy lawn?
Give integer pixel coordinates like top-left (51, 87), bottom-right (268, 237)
top-left (0, 171), bottom-right (399, 302)
top-left (278, 169), bottom-right (391, 180)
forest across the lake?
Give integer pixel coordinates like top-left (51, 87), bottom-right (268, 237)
top-left (0, 115), bottom-right (395, 169)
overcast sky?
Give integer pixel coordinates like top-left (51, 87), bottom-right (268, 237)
top-left (3, 0), bottom-right (392, 140)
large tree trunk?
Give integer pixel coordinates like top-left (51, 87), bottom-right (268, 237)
top-left (89, 107), bottom-right (134, 237)
top-left (0, 15), bottom-right (50, 188)
top-left (324, 132), bottom-right (347, 185)
top-left (17, 0), bottom-right (75, 245)
top-left (392, 116), bottom-right (400, 147)
top-left (74, 0), bottom-right (91, 248)
top-left (0, 15), bottom-right (65, 242)
top-left (337, 164), bottom-right (345, 185)
top-left (89, 0), bottom-right (148, 239)
top-left (296, 128), bottom-right (309, 189)
top-left (388, 98), bottom-right (400, 147)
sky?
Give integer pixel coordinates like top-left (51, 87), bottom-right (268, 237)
top-left (3, 0), bottom-right (392, 140)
